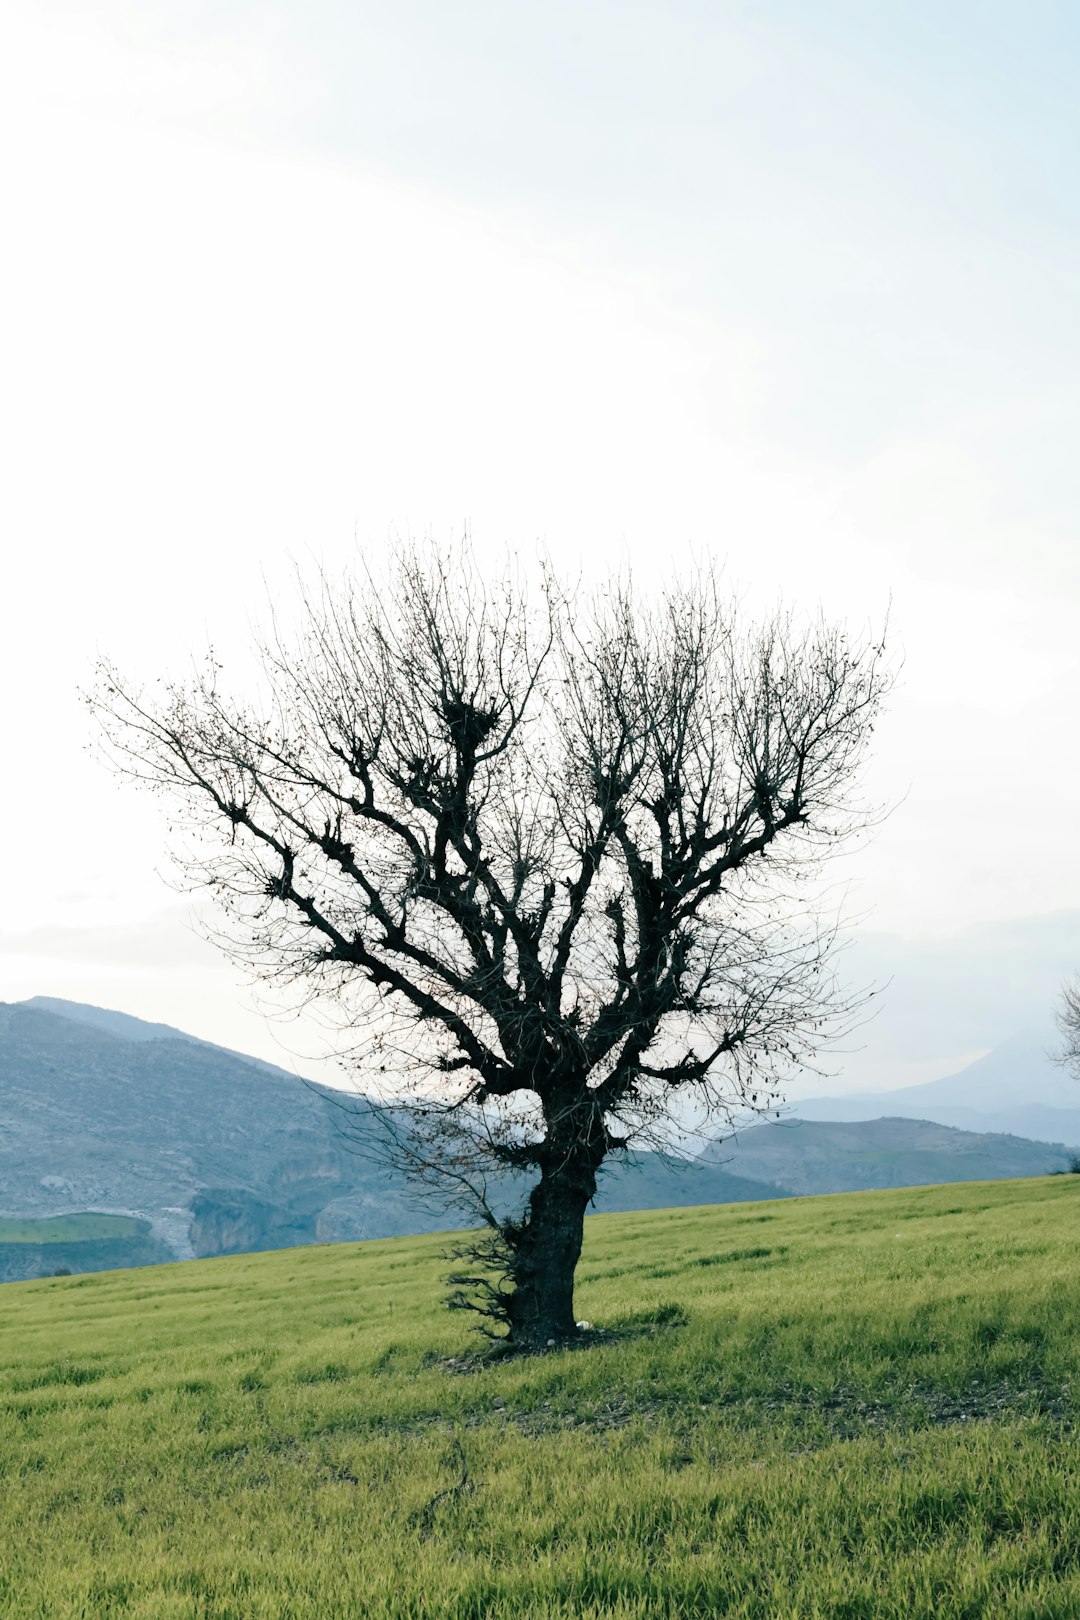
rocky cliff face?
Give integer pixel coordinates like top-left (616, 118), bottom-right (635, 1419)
top-left (188, 1190), bottom-right (310, 1257)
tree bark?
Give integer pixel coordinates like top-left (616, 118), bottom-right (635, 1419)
top-left (506, 1154), bottom-right (598, 1348)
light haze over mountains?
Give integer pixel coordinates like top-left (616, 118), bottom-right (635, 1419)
top-left (2, 2), bottom-right (1080, 1096)
top-left (5, 906), bottom-right (1078, 1102)
top-left (789, 1032), bottom-right (1080, 1147)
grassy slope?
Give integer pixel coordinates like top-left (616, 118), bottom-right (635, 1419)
top-left (1, 1177), bottom-right (1079, 1619)
top-left (0, 1214), bottom-right (146, 1244)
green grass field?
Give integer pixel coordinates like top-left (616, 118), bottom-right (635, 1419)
top-left (1, 1176), bottom-right (1078, 1618)
top-left (0, 1214), bottom-right (146, 1245)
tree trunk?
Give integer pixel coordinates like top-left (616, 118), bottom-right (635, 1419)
top-left (505, 1154), bottom-right (597, 1349)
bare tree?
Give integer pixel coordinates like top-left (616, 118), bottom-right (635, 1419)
top-left (90, 548), bottom-right (890, 1349)
top-left (1056, 978), bottom-right (1080, 1079)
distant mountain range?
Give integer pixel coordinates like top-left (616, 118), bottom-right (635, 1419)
top-left (1, 998), bottom-right (1075, 1283)
top-left (787, 1032), bottom-right (1080, 1145)
top-left (702, 1115), bottom-right (1074, 1197)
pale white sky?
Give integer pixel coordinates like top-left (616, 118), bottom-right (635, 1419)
top-left (2, 1), bottom-right (1079, 1090)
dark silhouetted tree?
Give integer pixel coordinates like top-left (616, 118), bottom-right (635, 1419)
top-left (91, 548), bottom-right (890, 1348)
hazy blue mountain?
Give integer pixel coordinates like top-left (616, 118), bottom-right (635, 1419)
top-left (592, 1153), bottom-right (788, 1213)
top-left (0, 999), bottom-right (783, 1280)
top-left (700, 1115), bottom-right (1074, 1197)
top-left (788, 1032), bottom-right (1080, 1145)
top-left (20, 996), bottom-right (201, 1046)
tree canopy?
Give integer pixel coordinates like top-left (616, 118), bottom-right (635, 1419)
top-left (92, 549), bottom-right (890, 1346)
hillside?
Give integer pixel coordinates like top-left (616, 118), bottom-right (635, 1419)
top-left (701, 1114), bottom-right (1074, 1194)
top-left (1, 1176), bottom-right (1078, 1617)
top-left (0, 999), bottom-right (781, 1278)
top-left (0, 997), bottom-right (436, 1262)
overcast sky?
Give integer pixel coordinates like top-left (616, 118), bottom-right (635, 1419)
top-left (2, 1), bottom-right (1079, 1092)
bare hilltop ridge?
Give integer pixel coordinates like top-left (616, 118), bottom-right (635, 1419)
top-left (0, 998), bottom-right (1076, 1282)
